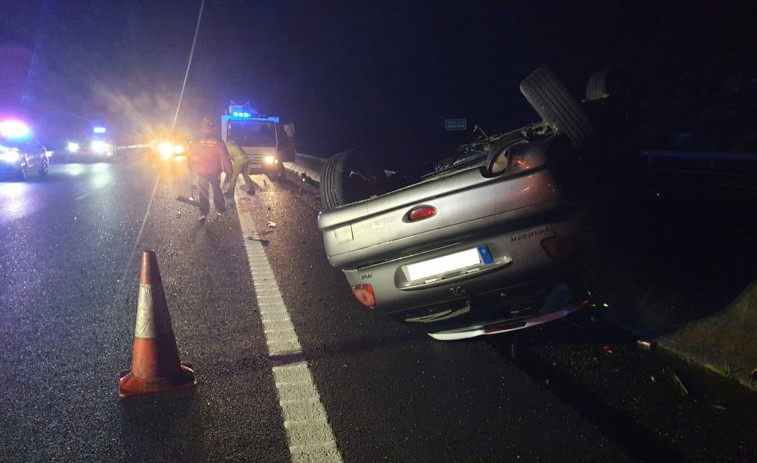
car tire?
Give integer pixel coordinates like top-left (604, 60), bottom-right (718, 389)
top-left (39, 157), bottom-right (49, 177)
top-left (585, 67), bottom-right (612, 101)
top-left (519, 65), bottom-right (594, 152)
top-left (320, 149), bottom-right (387, 210)
top-left (18, 163), bottom-right (28, 181)
top-left (585, 66), bottom-right (635, 104)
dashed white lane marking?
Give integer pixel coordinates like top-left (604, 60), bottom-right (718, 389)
top-left (237, 210), bottom-right (343, 463)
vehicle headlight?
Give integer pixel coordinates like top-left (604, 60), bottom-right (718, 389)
top-left (173, 144), bottom-right (185, 155)
top-left (158, 142), bottom-right (175, 158)
top-left (0, 120), bottom-right (30, 138)
top-left (263, 155), bottom-right (276, 165)
top-left (67, 142), bottom-right (80, 153)
top-left (0, 148), bottom-right (21, 163)
top-left (91, 140), bottom-right (109, 154)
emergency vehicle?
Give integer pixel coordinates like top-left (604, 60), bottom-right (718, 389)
top-left (220, 104), bottom-right (295, 179)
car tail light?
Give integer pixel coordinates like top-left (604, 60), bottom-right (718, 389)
top-left (351, 284), bottom-right (376, 307)
top-left (541, 231), bottom-right (596, 264)
top-left (406, 205), bottom-right (436, 222)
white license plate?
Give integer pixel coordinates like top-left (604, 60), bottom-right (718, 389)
top-left (404, 246), bottom-right (493, 282)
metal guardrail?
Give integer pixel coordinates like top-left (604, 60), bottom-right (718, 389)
top-left (639, 150), bottom-right (757, 200)
top-left (640, 150), bottom-right (757, 177)
top-left (290, 153), bottom-right (325, 184)
top-left (641, 150), bottom-right (757, 161)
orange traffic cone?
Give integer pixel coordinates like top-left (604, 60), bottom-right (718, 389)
top-left (119, 250), bottom-right (196, 398)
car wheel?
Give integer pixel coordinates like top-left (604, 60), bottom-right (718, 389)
top-left (39, 157), bottom-right (49, 177)
top-left (586, 66), bottom-right (635, 103)
top-left (519, 66), bottom-right (594, 152)
top-left (319, 149), bottom-right (387, 210)
top-left (585, 67), bottom-right (612, 101)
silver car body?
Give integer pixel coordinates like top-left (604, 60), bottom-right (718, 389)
top-left (318, 133), bottom-right (598, 340)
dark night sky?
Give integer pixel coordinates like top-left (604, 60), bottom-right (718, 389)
top-left (2, 0), bottom-right (757, 159)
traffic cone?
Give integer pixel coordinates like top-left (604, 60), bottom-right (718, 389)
top-left (119, 250), bottom-right (196, 398)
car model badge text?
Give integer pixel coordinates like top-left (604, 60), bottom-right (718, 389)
top-left (511, 226), bottom-right (550, 242)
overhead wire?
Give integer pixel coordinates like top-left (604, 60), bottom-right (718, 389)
top-left (171, 0), bottom-right (206, 132)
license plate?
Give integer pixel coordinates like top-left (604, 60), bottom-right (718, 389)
top-left (250, 163), bottom-right (261, 169)
top-left (404, 246), bottom-right (493, 282)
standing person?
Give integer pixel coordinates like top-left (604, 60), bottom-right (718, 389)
top-left (224, 139), bottom-right (255, 196)
top-left (187, 116), bottom-right (233, 223)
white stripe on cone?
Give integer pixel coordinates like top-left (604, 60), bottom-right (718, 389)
top-left (135, 283), bottom-right (173, 339)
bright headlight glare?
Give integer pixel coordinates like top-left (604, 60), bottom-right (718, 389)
top-left (91, 140), bottom-right (109, 154)
top-left (0, 149), bottom-right (21, 162)
top-left (67, 142), bottom-right (80, 152)
top-left (173, 144), bottom-right (185, 154)
top-left (158, 142), bottom-right (174, 158)
top-left (263, 155), bottom-right (276, 165)
top-left (0, 120), bottom-right (30, 138)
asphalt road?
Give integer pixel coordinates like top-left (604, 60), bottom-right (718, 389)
top-left (1, 154), bottom-right (756, 462)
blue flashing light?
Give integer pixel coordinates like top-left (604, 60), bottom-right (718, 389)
top-left (93, 126), bottom-right (107, 134)
top-left (228, 111), bottom-right (279, 123)
top-left (231, 111), bottom-right (255, 120)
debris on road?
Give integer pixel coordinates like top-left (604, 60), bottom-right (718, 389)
top-left (247, 236), bottom-right (270, 246)
top-left (665, 369), bottom-right (689, 397)
top-left (176, 195), bottom-right (199, 207)
top-left (268, 221), bottom-right (277, 228)
top-left (637, 340), bottom-right (655, 350)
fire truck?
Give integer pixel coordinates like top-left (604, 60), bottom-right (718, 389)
top-left (220, 104), bottom-right (295, 179)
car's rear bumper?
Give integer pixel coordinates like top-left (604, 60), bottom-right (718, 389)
top-left (343, 207), bottom-right (595, 328)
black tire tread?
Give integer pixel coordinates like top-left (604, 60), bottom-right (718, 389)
top-left (519, 66), bottom-right (594, 151)
top-left (586, 67), bottom-right (611, 101)
top-left (319, 150), bottom-right (351, 210)
top-left (39, 158), bottom-right (49, 177)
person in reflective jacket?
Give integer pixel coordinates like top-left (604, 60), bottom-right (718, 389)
top-left (224, 139), bottom-right (255, 196)
top-left (187, 116), bottom-right (233, 222)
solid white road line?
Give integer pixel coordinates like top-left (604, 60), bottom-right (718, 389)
top-left (237, 210), bottom-right (343, 463)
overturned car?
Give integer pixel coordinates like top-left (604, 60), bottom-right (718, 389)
top-left (317, 66), bottom-right (634, 340)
